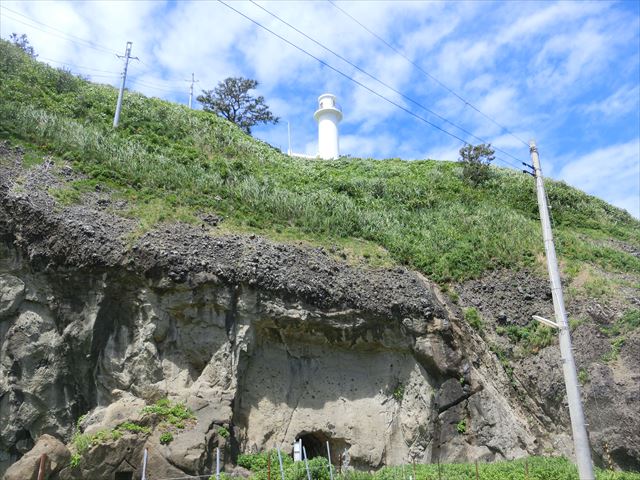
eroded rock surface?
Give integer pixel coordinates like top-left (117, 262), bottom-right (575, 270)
top-left (0, 146), bottom-right (638, 478)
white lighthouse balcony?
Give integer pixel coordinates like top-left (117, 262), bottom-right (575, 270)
top-left (314, 93), bottom-right (343, 122)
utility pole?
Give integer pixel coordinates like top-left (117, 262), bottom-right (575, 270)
top-left (528, 139), bottom-right (595, 480)
top-left (113, 41), bottom-right (138, 127)
top-left (188, 72), bottom-right (199, 109)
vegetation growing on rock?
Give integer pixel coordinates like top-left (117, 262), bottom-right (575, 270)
top-left (1, 40), bottom-right (637, 285)
top-left (230, 452), bottom-right (640, 480)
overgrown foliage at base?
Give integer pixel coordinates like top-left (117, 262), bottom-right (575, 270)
top-left (220, 453), bottom-right (639, 480)
top-left (1, 40), bottom-right (638, 284)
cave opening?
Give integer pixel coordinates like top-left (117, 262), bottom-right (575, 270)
top-left (295, 432), bottom-right (350, 466)
top-left (114, 472), bottom-right (133, 480)
top-left (297, 432), bottom-right (328, 459)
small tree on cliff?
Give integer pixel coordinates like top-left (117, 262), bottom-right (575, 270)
top-left (10, 33), bottom-right (37, 58)
top-left (458, 143), bottom-right (495, 186)
top-left (197, 77), bottom-right (279, 135)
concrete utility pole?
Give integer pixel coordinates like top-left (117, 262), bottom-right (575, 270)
top-left (188, 72), bottom-right (199, 109)
top-left (529, 139), bottom-right (595, 480)
top-left (113, 41), bottom-right (137, 127)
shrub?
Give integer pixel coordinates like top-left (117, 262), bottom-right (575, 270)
top-left (456, 419), bottom-right (467, 434)
top-left (117, 422), bottom-right (151, 434)
top-left (70, 452), bottom-right (81, 468)
top-left (141, 398), bottom-right (194, 428)
top-left (160, 432), bottom-right (174, 445)
top-left (217, 426), bottom-right (230, 438)
top-left (464, 308), bottom-right (483, 331)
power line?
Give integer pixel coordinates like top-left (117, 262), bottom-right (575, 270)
top-left (327, 0), bottom-right (530, 148)
top-left (249, 0), bottom-right (524, 166)
top-left (129, 78), bottom-right (184, 93)
top-left (38, 56), bottom-right (120, 74)
top-left (218, 0), bottom-right (520, 169)
top-left (0, 6), bottom-right (117, 54)
top-left (0, 5), bottom-right (117, 53)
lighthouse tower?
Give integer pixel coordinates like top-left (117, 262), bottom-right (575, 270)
top-left (314, 93), bottom-right (342, 159)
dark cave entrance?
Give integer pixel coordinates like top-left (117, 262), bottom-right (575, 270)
top-left (297, 431), bottom-right (328, 459)
top-left (295, 432), bottom-right (350, 466)
top-left (114, 473), bottom-right (133, 480)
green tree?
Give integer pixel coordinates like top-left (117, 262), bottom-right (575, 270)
top-left (197, 77), bottom-right (279, 134)
top-left (458, 143), bottom-right (495, 186)
top-left (10, 33), bottom-right (37, 58)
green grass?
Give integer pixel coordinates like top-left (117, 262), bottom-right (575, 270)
top-left (141, 398), bottom-right (194, 427)
top-left (495, 322), bottom-right (556, 355)
top-left (1, 40), bottom-right (639, 283)
top-left (464, 307), bottom-right (484, 332)
top-left (227, 452), bottom-right (639, 480)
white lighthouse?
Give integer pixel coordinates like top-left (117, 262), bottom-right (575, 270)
top-left (314, 93), bottom-right (342, 159)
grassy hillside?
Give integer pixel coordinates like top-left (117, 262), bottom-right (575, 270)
top-left (1, 40), bottom-right (638, 283)
top-left (229, 451), bottom-right (640, 480)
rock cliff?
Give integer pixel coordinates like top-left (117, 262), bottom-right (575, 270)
top-left (1, 145), bottom-right (638, 478)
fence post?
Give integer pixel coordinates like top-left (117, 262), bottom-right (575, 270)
top-left (37, 454), bottom-right (47, 480)
top-left (277, 448), bottom-right (286, 480)
top-left (268, 451), bottom-right (272, 480)
top-left (475, 460), bottom-right (479, 480)
top-left (412, 459), bottom-right (416, 480)
top-left (303, 447), bottom-right (311, 480)
top-left (216, 447), bottom-right (221, 480)
top-left (525, 459), bottom-right (529, 480)
top-left (326, 441), bottom-right (334, 480)
top-left (437, 456), bottom-right (442, 480)
top-left (141, 448), bottom-right (148, 480)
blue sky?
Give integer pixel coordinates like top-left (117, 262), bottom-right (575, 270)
top-left (1, 0), bottom-right (639, 217)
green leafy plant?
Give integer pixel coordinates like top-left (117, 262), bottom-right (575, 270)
top-left (217, 426), bottom-right (230, 438)
top-left (159, 431), bottom-right (174, 445)
top-left (117, 422), bottom-right (151, 434)
top-left (392, 384), bottom-right (404, 401)
top-left (602, 338), bottom-right (625, 362)
top-left (578, 368), bottom-right (589, 385)
top-left (621, 308), bottom-right (640, 329)
top-left (464, 307), bottom-right (483, 332)
top-left (141, 398), bottom-right (194, 428)
top-left (456, 419), bottom-right (467, 434)
top-left (70, 452), bottom-right (81, 468)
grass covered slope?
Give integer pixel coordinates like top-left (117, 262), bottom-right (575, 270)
top-left (1, 40), bottom-right (638, 283)
top-left (231, 451), bottom-right (640, 480)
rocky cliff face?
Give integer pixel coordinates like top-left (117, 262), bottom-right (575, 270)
top-left (0, 146), bottom-right (638, 479)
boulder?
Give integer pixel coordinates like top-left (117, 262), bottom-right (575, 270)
top-left (3, 434), bottom-right (69, 480)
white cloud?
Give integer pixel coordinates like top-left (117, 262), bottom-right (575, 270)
top-left (557, 139), bottom-right (640, 218)
top-left (583, 84), bottom-right (640, 118)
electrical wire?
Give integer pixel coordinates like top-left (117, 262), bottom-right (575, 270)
top-left (249, 0), bottom-right (524, 166)
top-left (38, 56), bottom-right (120, 74)
top-left (219, 0), bottom-right (521, 169)
top-left (327, 0), bottom-right (530, 148)
top-left (0, 6), bottom-right (118, 54)
top-left (128, 78), bottom-right (184, 94)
